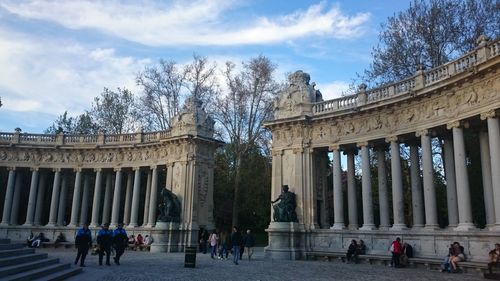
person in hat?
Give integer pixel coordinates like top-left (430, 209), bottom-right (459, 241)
top-left (97, 223), bottom-right (113, 266)
top-left (113, 223), bottom-right (128, 265)
top-left (74, 223), bottom-right (92, 267)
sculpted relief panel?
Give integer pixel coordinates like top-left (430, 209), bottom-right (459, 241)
top-left (271, 73), bottom-right (499, 149)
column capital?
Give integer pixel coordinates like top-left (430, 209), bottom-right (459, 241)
top-left (480, 109), bottom-right (497, 120)
top-left (446, 120), bottom-right (462, 130)
top-left (149, 165), bottom-right (158, 170)
top-left (292, 147), bottom-right (304, 154)
top-left (114, 167), bottom-right (122, 172)
top-left (74, 167), bottom-right (83, 173)
top-left (357, 141), bottom-right (369, 148)
top-left (30, 167), bottom-right (40, 172)
top-left (133, 167), bottom-right (141, 171)
top-left (7, 166), bottom-right (17, 171)
top-left (165, 162), bottom-right (175, 167)
top-left (385, 135), bottom-right (399, 143)
top-left (415, 129), bottom-right (430, 137)
top-left (271, 149), bottom-right (283, 157)
top-left (93, 168), bottom-right (102, 172)
top-left (328, 145), bottom-right (341, 151)
top-left (52, 168), bottom-right (62, 172)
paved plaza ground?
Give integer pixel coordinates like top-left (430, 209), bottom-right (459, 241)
top-left (38, 247), bottom-right (484, 281)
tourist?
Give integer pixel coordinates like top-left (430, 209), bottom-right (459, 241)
top-left (26, 232), bottom-right (34, 247)
top-left (400, 243), bottom-right (413, 267)
top-left (448, 242), bottom-right (465, 273)
top-left (199, 229), bottom-right (209, 254)
top-left (390, 237), bottom-right (402, 268)
top-left (135, 234), bottom-right (144, 250)
top-left (31, 232), bottom-right (48, 248)
top-left (218, 231), bottom-right (229, 260)
top-left (113, 223), bottom-right (128, 265)
top-left (54, 232), bottom-right (66, 247)
top-left (74, 223), bottom-right (92, 267)
top-left (127, 234), bottom-right (136, 249)
top-left (345, 240), bottom-right (358, 263)
top-left (144, 235), bottom-right (153, 246)
top-left (357, 240), bottom-right (366, 255)
top-left (231, 226), bottom-right (243, 265)
top-left (441, 243), bottom-right (454, 272)
top-left (488, 243), bottom-right (500, 274)
top-left (97, 223), bottom-right (113, 266)
top-left (208, 230), bottom-right (218, 259)
top-left (243, 229), bottom-right (255, 260)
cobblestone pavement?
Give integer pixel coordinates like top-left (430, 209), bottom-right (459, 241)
top-left (38, 248), bottom-right (484, 281)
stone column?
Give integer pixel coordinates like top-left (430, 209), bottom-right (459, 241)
top-left (388, 137), bottom-right (406, 230)
top-left (23, 168), bottom-right (39, 226)
top-left (449, 122), bottom-right (475, 230)
top-left (34, 171), bottom-right (47, 225)
top-left (129, 168), bottom-right (141, 227)
top-left (442, 136), bottom-right (459, 227)
top-left (10, 174), bottom-right (22, 225)
top-left (1, 168), bottom-right (16, 225)
top-left (418, 130), bottom-right (438, 229)
top-left (376, 147), bottom-right (390, 229)
top-left (110, 168), bottom-right (123, 227)
top-left (359, 143), bottom-right (376, 230)
top-left (47, 169), bottom-right (61, 226)
top-left (102, 172), bottom-right (113, 224)
top-left (331, 146), bottom-right (345, 229)
top-left (68, 169), bottom-right (83, 227)
top-left (147, 166), bottom-right (159, 227)
top-left (123, 171), bottom-right (133, 225)
top-left (142, 170), bottom-right (152, 226)
top-left (80, 174), bottom-right (91, 225)
top-left (409, 143), bottom-right (424, 228)
top-left (57, 174), bottom-right (69, 226)
top-left (479, 131), bottom-right (495, 227)
top-left (346, 150), bottom-right (358, 229)
top-left (90, 169), bottom-right (103, 227)
top-left (482, 111), bottom-right (500, 230)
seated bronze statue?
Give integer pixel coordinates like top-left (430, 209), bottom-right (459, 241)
top-left (271, 185), bottom-right (298, 222)
top-left (157, 188), bottom-right (181, 223)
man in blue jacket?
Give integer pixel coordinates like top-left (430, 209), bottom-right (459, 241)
top-left (97, 223), bottom-right (113, 266)
top-left (74, 223), bottom-right (92, 267)
top-left (113, 223), bottom-right (128, 265)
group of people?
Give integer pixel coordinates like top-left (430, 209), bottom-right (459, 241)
top-left (199, 227), bottom-right (255, 265)
top-left (389, 237), bottom-right (413, 268)
top-left (344, 239), bottom-right (366, 263)
top-left (74, 223), bottom-right (134, 267)
top-left (126, 233), bottom-right (153, 251)
top-left (26, 232), bottom-right (49, 248)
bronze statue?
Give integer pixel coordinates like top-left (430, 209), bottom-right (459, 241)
top-left (271, 185), bottom-right (298, 222)
top-left (157, 188), bottom-right (181, 223)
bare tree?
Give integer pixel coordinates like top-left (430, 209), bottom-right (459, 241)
top-left (136, 60), bottom-right (185, 130)
top-left (184, 55), bottom-right (219, 106)
top-left (362, 0), bottom-right (499, 85)
top-left (214, 55), bottom-right (280, 227)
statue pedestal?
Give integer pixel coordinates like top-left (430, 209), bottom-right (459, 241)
top-left (150, 222), bottom-right (180, 253)
top-left (264, 222), bottom-right (305, 260)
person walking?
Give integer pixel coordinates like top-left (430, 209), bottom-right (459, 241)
top-left (243, 229), bottom-right (255, 260)
top-left (97, 223), bottom-right (113, 266)
top-left (74, 223), bottom-right (92, 267)
top-left (113, 223), bottom-right (128, 265)
top-left (208, 230), bottom-right (218, 259)
top-left (231, 226), bottom-right (242, 265)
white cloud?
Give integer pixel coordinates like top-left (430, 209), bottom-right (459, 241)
top-left (316, 81), bottom-right (352, 100)
top-left (1, 0), bottom-right (370, 46)
top-left (0, 27), bottom-right (149, 115)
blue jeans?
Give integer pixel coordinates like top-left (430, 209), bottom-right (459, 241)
top-left (233, 246), bottom-right (240, 264)
top-left (210, 244), bottom-right (217, 258)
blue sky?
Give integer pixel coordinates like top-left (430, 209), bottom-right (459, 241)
top-left (0, 0), bottom-right (412, 133)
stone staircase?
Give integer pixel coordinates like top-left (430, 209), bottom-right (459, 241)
top-left (0, 238), bottom-right (82, 280)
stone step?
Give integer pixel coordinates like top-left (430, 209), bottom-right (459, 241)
top-left (0, 248), bottom-right (35, 258)
top-left (4, 263), bottom-right (71, 281)
top-left (0, 239), bottom-right (11, 244)
top-left (0, 243), bottom-right (26, 251)
top-left (0, 258), bottom-right (59, 277)
top-left (0, 253), bottom-right (48, 267)
top-left (35, 267), bottom-right (83, 281)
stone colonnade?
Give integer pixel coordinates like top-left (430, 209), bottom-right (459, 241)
top-left (0, 98), bottom-right (219, 252)
top-left (265, 37), bottom-right (500, 261)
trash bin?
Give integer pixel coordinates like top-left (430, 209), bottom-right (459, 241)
top-left (184, 246), bottom-right (196, 268)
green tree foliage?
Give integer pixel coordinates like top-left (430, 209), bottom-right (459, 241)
top-left (89, 87), bottom-right (137, 134)
top-left (45, 111), bottom-right (98, 134)
top-left (363, 0), bottom-right (500, 84)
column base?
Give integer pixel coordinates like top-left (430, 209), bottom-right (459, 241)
top-left (330, 223), bottom-right (346, 230)
top-left (378, 225), bottom-right (391, 230)
top-left (390, 224), bottom-right (408, 231)
top-left (489, 224), bottom-right (500, 232)
top-left (126, 223), bottom-right (139, 228)
top-left (66, 223), bottom-right (78, 228)
top-left (454, 223), bottom-right (477, 231)
top-left (359, 224), bottom-right (377, 231)
top-left (22, 223), bottom-right (34, 227)
top-left (412, 224), bottom-right (425, 229)
top-left (424, 224), bottom-right (440, 231)
top-left (46, 223), bottom-right (57, 227)
top-left (348, 224), bottom-right (359, 230)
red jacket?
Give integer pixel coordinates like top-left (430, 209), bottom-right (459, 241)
top-left (391, 241), bottom-right (402, 254)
